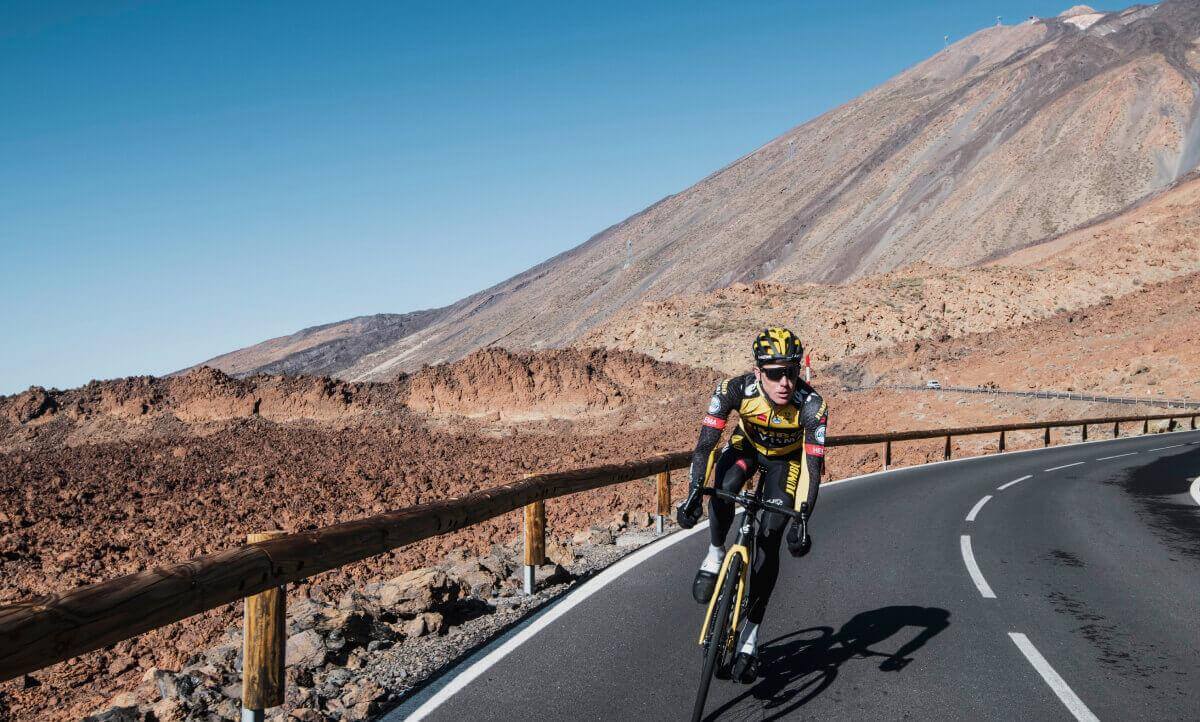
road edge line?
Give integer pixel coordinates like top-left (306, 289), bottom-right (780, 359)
top-left (398, 429), bottom-right (1200, 717)
top-left (401, 519), bottom-right (711, 720)
top-left (397, 467), bottom-right (916, 718)
top-left (826, 429), bottom-right (1200, 485)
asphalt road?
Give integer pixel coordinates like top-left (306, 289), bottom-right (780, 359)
top-left (392, 429), bottom-right (1200, 721)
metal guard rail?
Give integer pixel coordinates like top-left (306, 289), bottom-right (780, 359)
top-left (0, 410), bottom-right (1197, 684)
top-left (857, 384), bottom-right (1200, 409)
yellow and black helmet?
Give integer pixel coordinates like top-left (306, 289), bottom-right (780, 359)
top-left (752, 327), bottom-right (803, 366)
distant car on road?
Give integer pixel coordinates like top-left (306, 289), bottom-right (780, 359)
top-left (926, 380), bottom-right (941, 389)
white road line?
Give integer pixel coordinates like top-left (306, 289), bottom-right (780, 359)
top-left (1096, 452), bottom-right (1137, 460)
top-left (400, 430), bottom-right (1200, 717)
top-left (1008, 633), bottom-right (1100, 722)
top-left (997, 474), bottom-right (1032, 490)
top-left (1044, 462), bottom-right (1084, 472)
top-left (403, 518), bottom-right (713, 720)
top-left (1148, 444), bottom-right (1184, 451)
top-left (965, 495), bottom-right (992, 522)
top-left (960, 535), bottom-right (996, 598)
top-left (1190, 477), bottom-right (1200, 508)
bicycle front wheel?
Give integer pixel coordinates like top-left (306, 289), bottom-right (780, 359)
top-left (692, 554), bottom-right (742, 722)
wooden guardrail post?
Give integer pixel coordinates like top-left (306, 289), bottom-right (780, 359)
top-left (242, 531), bottom-right (286, 722)
top-left (1142, 418), bottom-right (1149, 435)
top-left (523, 500), bottom-right (546, 594)
top-left (884, 439), bottom-right (892, 470)
top-left (1081, 424), bottom-right (1087, 442)
top-left (1192, 415), bottom-right (1196, 430)
top-left (998, 430), bottom-right (1005, 453)
top-left (1043, 426), bottom-right (1051, 447)
top-left (943, 435), bottom-right (952, 460)
top-left (655, 472), bottom-right (670, 534)
top-left (1113, 421), bottom-right (1119, 438)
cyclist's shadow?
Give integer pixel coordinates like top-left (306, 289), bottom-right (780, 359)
top-left (706, 605), bottom-right (950, 721)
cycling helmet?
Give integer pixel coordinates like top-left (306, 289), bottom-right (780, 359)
top-left (752, 327), bottom-right (803, 366)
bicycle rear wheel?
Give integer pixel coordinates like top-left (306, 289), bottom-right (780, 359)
top-left (692, 554), bottom-right (742, 722)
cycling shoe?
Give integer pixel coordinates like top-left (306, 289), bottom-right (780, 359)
top-left (692, 569), bottom-right (717, 604)
top-left (731, 652), bottom-right (760, 683)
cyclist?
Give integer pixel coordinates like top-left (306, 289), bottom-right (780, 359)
top-left (676, 327), bottom-right (828, 682)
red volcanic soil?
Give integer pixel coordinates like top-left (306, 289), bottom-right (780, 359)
top-left (0, 346), bottom-right (1165, 719)
top-left (0, 349), bottom-right (716, 720)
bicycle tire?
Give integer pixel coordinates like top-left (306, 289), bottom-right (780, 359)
top-left (692, 554), bottom-right (743, 722)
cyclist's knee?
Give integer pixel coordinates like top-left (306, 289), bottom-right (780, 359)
top-left (758, 511), bottom-right (789, 537)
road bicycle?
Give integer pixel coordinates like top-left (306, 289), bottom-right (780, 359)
top-left (691, 486), bottom-right (808, 722)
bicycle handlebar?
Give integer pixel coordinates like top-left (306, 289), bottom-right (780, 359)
top-left (698, 487), bottom-right (808, 523)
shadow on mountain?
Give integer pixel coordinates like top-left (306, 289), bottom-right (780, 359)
top-left (705, 605), bottom-right (950, 721)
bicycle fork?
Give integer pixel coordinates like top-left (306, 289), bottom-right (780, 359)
top-left (697, 542), bottom-right (751, 645)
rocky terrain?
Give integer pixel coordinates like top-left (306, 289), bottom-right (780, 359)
top-left (198, 2), bottom-right (1200, 378)
top-left (0, 350), bottom-right (722, 720)
top-left (583, 172), bottom-right (1200, 382)
top-left (860, 272), bottom-right (1200, 396)
top-left (0, 349), bottom-right (1175, 720)
top-left (75, 515), bottom-right (671, 722)
top-left (2, 348), bottom-right (715, 455)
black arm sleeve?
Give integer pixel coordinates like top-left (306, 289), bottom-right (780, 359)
top-left (688, 378), bottom-right (739, 489)
top-left (799, 392), bottom-right (828, 514)
top-left (688, 426), bottom-right (723, 489)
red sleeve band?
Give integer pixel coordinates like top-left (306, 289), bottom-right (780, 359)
top-left (804, 443), bottom-right (825, 457)
top-left (702, 415), bottom-right (727, 429)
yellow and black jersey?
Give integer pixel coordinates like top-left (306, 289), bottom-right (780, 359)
top-left (690, 372), bottom-right (828, 510)
top-left (701, 373), bottom-right (827, 457)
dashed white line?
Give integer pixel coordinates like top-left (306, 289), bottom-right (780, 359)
top-left (1096, 452), bottom-right (1137, 460)
top-left (1044, 462), bottom-right (1084, 472)
top-left (960, 535), bottom-right (996, 598)
top-left (1190, 477), bottom-right (1200, 508)
top-left (1008, 633), bottom-right (1099, 722)
top-left (997, 474), bottom-right (1032, 491)
top-left (1148, 444), bottom-right (1184, 451)
top-left (965, 495), bottom-right (992, 522)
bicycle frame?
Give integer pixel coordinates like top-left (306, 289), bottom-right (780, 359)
top-left (695, 486), bottom-right (807, 648)
top-left (696, 498), bottom-right (761, 646)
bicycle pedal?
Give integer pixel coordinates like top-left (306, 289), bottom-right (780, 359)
top-left (731, 652), bottom-right (760, 684)
top-left (692, 569), bottom-right (718, 604)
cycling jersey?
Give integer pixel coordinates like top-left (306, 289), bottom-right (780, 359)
top-left (689, 373), bottom-right (828, 513)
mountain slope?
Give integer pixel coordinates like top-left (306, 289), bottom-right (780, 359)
top-left (580, 171), bottom-right (1200, 376)
top-left (199, 2), bottom-right (1200, 380)
top-left (190, 308), bottom-right (445, 378)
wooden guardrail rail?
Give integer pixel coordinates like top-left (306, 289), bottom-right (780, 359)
top-left (0, 452), bottom-right (684, 683)
top-left (1, 409), bottom-right (1196, 701)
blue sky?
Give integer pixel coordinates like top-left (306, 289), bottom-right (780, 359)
top-left (1, 1), bottom-right (1131, 394)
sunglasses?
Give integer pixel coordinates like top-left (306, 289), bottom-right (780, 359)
top-left (760, 365), bottom-right (800, 382)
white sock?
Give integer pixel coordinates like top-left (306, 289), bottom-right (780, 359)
top-left (739, 622), bottom-right (759, 655)
top-left (700, 544), bottom-right (724, 573)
